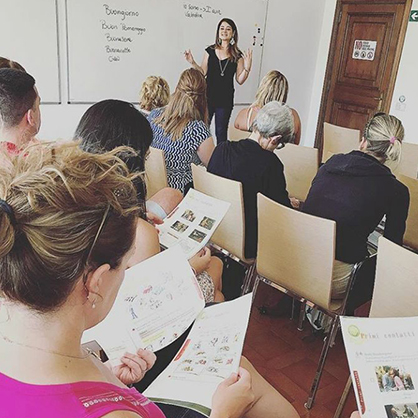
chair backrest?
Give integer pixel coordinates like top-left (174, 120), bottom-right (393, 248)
top-left (397, 174), bottom-right (418, 252)
top-left (228, 125), bottom-right (250, 142)
top-left (191, 164), bottom-right (249, 262)
top-left (275, 144), bottom-right (319, 201)
top-left (322, 122), bottom-right (360, 163)
top-left (393, 142), bottom-right (418, 179)
top-left (144, 147), bottom-right (168, 198)
top-left (370, 237), bottom-right (418, 318)
top-left (257, 193), bottom-right (335, 309)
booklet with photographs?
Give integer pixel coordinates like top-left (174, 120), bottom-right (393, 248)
top-left (144, 293), bottom-right (253, 417)
top-left (341, 316), bottom-right (418, 418)
top-left (82, 247), bottom-right (205, 366)
top-left (158, 188), bottom-right (230, 259)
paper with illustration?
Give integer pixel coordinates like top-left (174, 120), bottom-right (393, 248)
top-left (82, 247), bottom-right (205, 366)
top-left (341, 316), bottom-right (418, 418)
top-left (144, 293), bottom-right (253, 416)
top-left (159, 188), bottom-right (230, 259)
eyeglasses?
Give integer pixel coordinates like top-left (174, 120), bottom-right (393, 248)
top-left (86, 204), bottom-right (110, 263)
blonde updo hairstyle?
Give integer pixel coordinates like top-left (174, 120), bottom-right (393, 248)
top-left (0, 142), bottom-right (141, 313)
top-left (253, 70), bottom-right (289, 108)
top-left (154, 68), bottom-right (208, 141)
top-left (363, 113), bottom-right (404, 168)
top-left (139, 76), bottom-right (170, 112)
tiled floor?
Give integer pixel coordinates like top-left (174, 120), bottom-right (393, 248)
top-left (242, 282), bottom-right (358, 418)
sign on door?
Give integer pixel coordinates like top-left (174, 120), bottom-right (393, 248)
top-left (352, 40), bottom-right (377, 61)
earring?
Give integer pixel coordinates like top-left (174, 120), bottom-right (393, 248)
top-left (92, 301), bottom-right (96, 309)
top-left (229, 38), bottom-right (235, 46)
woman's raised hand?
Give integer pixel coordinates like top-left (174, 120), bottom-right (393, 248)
top-left (210, 367), bottom-right (255, 418)
top-left (243, 48), bottom-right (253, 72)
top-left (184, 49), bottom-right (195, 65)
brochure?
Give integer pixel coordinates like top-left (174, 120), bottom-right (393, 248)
top-left (341, 316), bottom-right (418, 418)
top-left (82, 247), bottom-right (205, 366)
top-left (158, 188), bottom-right (230, 259)
top-left (144, 293), bottom-right (253, 417)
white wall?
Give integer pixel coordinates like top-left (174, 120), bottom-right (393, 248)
top-left (260, 0), bottom-right (328, 146)
top-left (304, 0), bottom-right (337, 147)
top-left (390, 0), bottom-right (418, 144)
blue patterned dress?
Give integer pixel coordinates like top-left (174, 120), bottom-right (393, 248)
top-left (147, 108), bottom-right (211, 193)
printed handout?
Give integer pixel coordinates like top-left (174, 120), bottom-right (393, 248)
top-left (159, 188), bottom-right (230, 259)
top-left (341, 316), bottom-right (418, 418)
top-left (144, 293), bottom-right (253, 416)
top-left (82, 247), bottom-right (205, 366)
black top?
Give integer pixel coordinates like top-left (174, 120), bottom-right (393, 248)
top-left (207, 139), bottom-right (291, 259)
top-left (205, 46), bottom-right (238, 108)
top-left (303, 151), bottom-right (410, 263)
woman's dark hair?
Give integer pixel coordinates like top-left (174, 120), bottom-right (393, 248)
top-left (0, 69), bottom-right (37, 128)
top-left (0, 57), bottom-right (26, 72)
top-left (211, 18), bottom-right (242, 63)
top-left (75, 99), bottom-right (153, 202)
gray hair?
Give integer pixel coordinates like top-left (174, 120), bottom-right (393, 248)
top-left (252, 101), bottom-right (294, 144)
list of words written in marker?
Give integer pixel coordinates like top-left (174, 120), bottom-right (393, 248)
top-left (183, 3), bottom-right (222, 19)
top-left (100, 3), bottom-right (146, 63)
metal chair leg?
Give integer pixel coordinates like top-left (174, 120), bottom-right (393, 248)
top-left (333, 375), bottom-right (352, 418)
top-left (251, 275), bottom-right (261, 305)
top-left (305, 315), bottom-right (339, 409)
top-left (241, 263), bottom-right (256, 295)
top-left (297, 300), bottom-right (306, 331)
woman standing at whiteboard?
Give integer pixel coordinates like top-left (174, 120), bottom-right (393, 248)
top-left (184, 18), bottom-right (252, 143)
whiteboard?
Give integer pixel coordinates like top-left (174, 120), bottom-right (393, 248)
top-left (65, 0), bottom-right (267, 104)
top-left (0, 0), bottom-right (61, 104)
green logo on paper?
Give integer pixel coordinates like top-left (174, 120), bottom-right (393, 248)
top-left (410, 11), bottom-right (418, 22)
top-left (348, 325), bottom-right (360, 337)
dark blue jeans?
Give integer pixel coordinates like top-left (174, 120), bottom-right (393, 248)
top-left (208, 105), bottom-right (233, 144)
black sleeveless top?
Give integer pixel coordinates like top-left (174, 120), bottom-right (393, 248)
top-left (205, 46), bottom-right (239, 108)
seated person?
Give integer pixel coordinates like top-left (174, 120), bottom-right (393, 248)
top-left (75, 99), bottom-right (182, 220)
top-left (0, 142), bottom-right (299, 418)
top-left (75, 99), bottom-right (222, 302)
top-left (0, 68), bottom-right (41, 156)
top-left (208, 101), bottom-right (294, 259)
top-left (139, 75), bottom-right (170, 116)
top-left (147, 68), bottom-right (215, 194)
top-left (303, 113), bottom-right (410, 299)
top-left (234, 70), bottom-right (301, 145)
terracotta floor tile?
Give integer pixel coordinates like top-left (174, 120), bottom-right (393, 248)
top-left (243, 293), bottom-right (360, 418)
top-left (280, 358), bottom-right (338, 393)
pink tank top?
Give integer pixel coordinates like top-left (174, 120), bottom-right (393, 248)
top-left (0, 371), bottom-right (165, 418)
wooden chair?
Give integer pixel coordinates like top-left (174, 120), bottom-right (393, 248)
top-left (322, 122), bottom-right (360, 163)
top-left (333, 237), bottom-right (418, 418)
top-left (191, 164), bottom-right (256, 292)
top-left (393, 142), bottom-right (418, 179)
top-left (275, 144), bottom-right (319, 201)
top-left (228, 125), bottom-right (250, 142)
top-left (254, 194), bottom-right (366, 409)
top-left (144, 147), bottom-right (168, 198)
top-left (395, 174), bottom-right (418, 252)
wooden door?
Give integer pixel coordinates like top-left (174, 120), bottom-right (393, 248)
top-left (315, 0), bottom-right (412, 153)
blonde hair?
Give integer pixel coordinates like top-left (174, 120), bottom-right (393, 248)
top-left (0, 142), bottom-right (141, 313)
top-left (154, 68), bottom-right (208, 141)
top-left (139, 76), bottom-right (170, 111)
top-left (253, 70), bottom-right (289, 109)
top-left (363, 113), bottom-right (404, 168)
